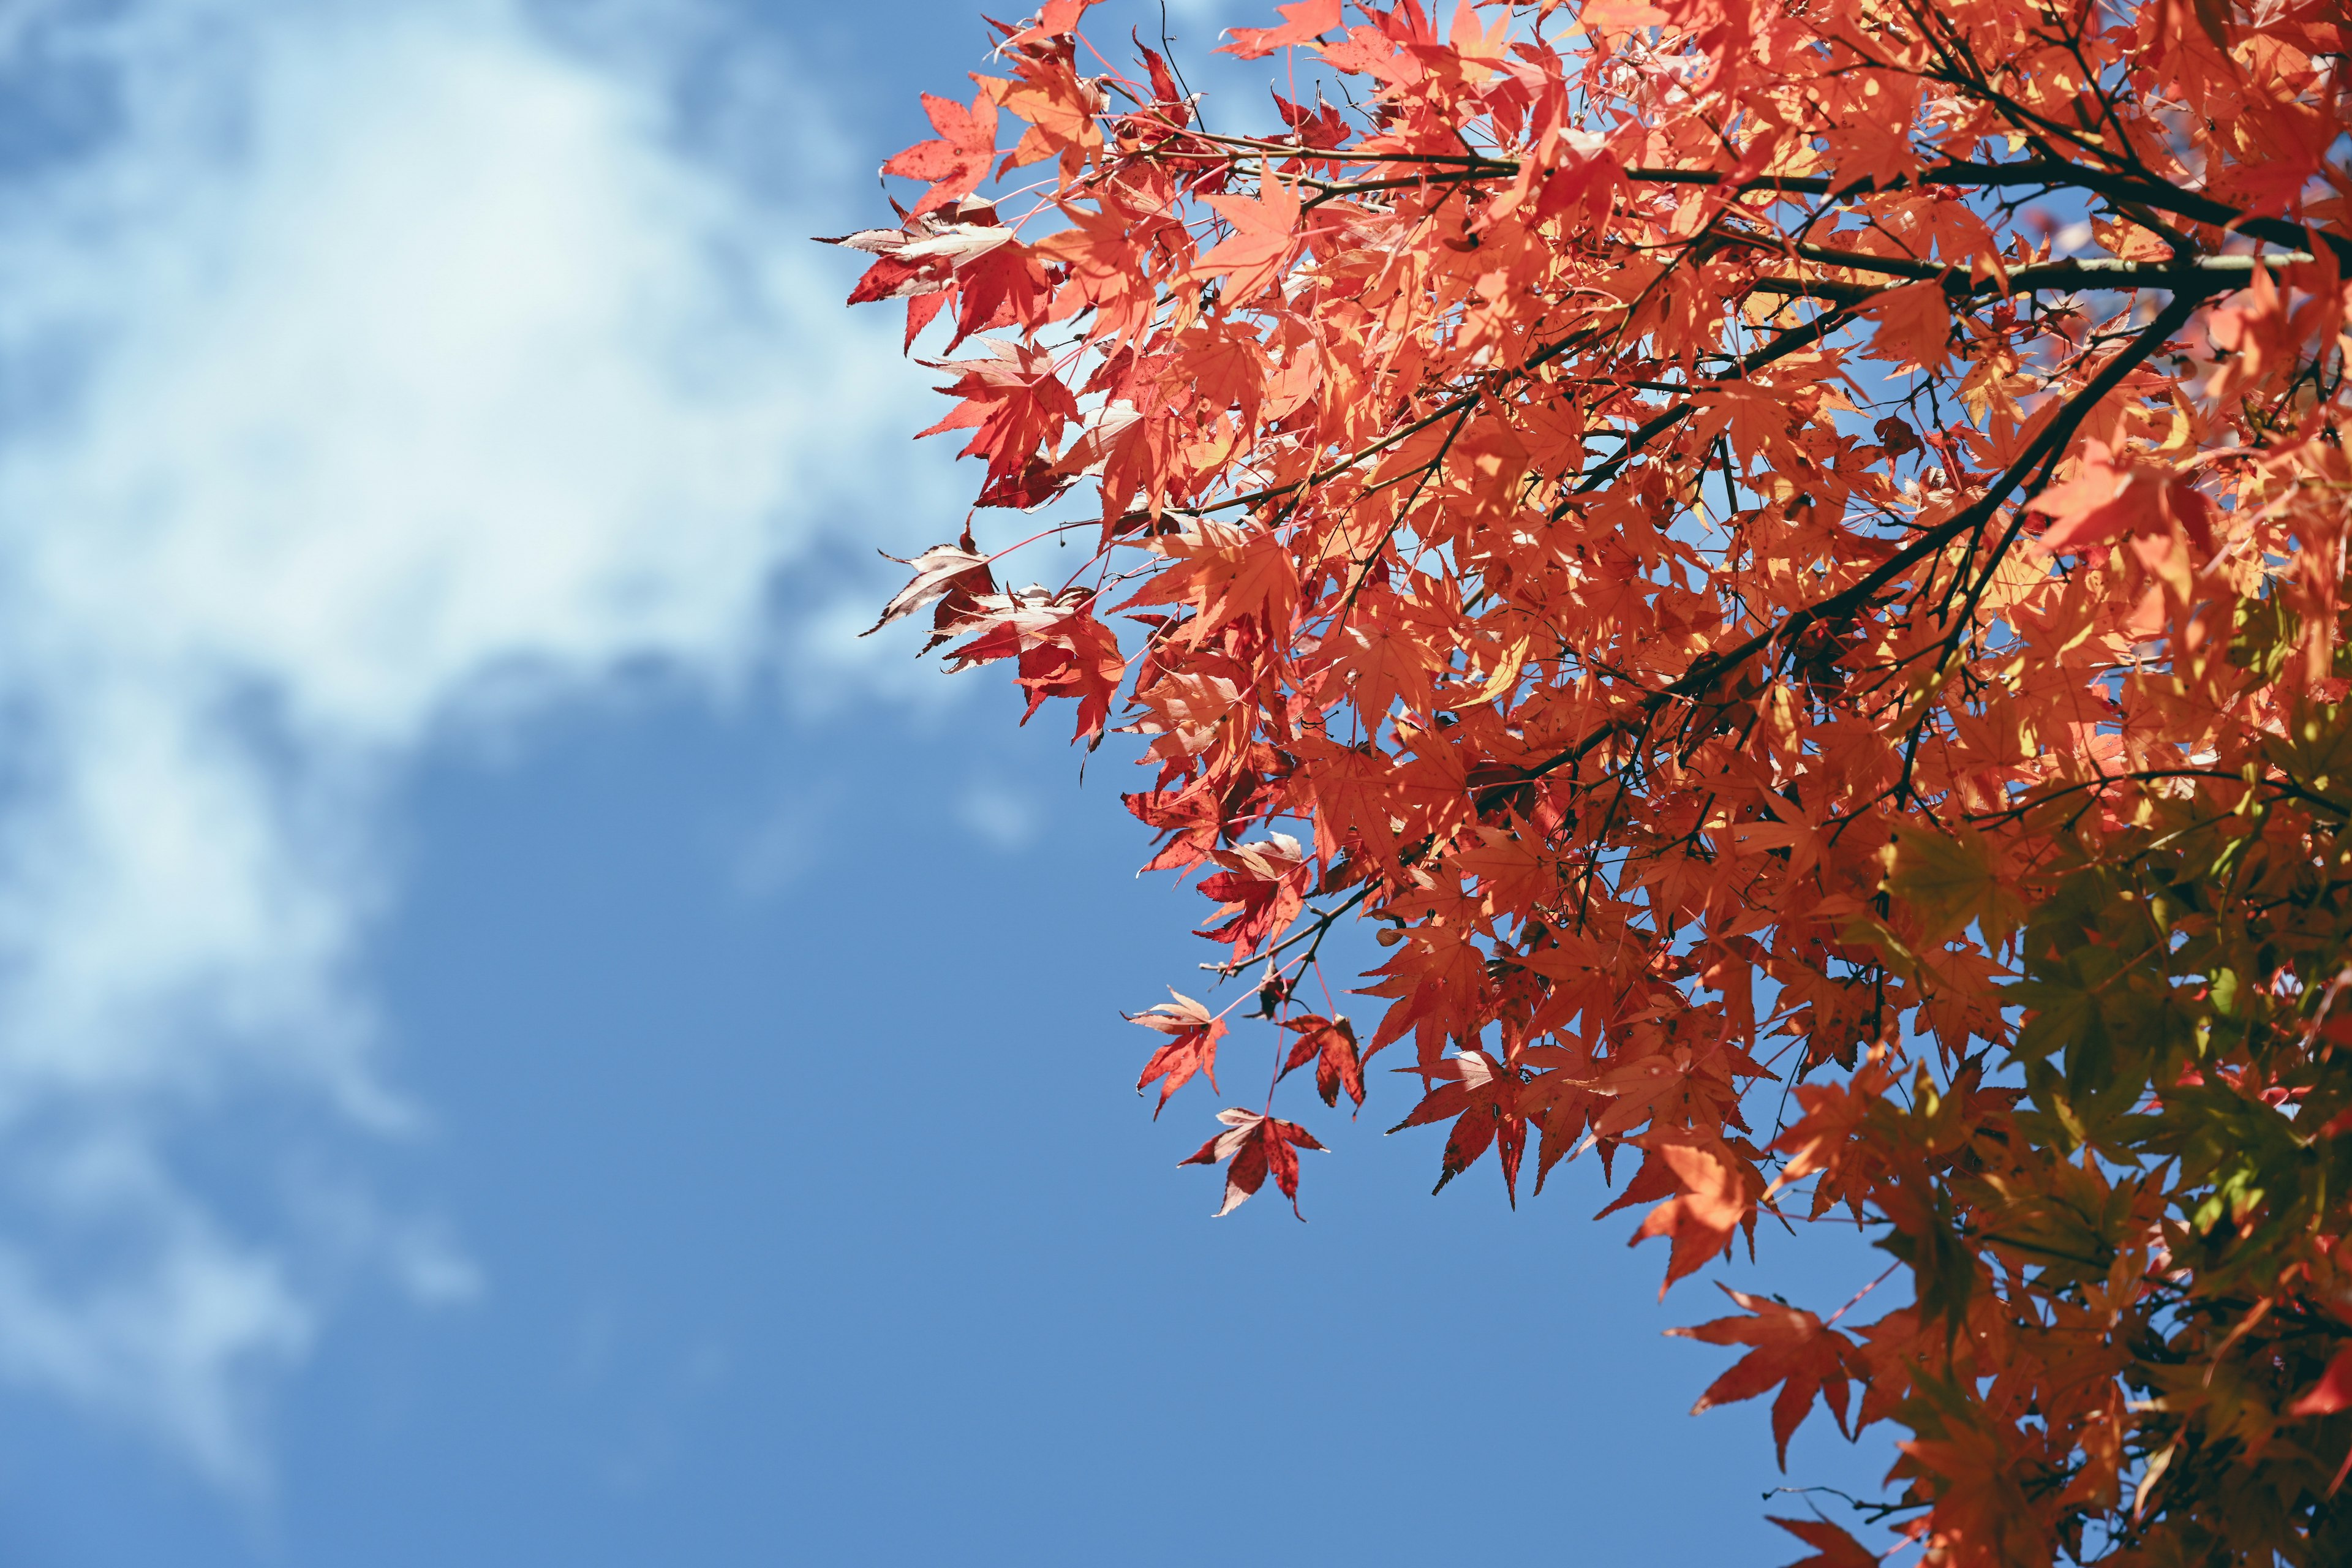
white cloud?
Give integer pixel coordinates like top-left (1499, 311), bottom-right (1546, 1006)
top-left (0, 1127), bottom-right (313, 1490)
top-left (0, 0), bottom-right (949, 1485)
top-left (954, 777), bottom-right (1044, 851)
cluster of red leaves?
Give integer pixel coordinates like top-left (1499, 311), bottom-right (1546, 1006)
top-left (834, 1), bottom-right (2352, 1562)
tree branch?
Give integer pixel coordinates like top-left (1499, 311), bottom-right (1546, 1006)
top-left (1520, 286), bottom-right (2213, 783)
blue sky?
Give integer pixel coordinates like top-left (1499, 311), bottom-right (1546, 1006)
top-left (0, 2), bottom-right (1898, 1561)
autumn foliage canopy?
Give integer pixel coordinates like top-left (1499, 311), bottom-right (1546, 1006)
top-left (829, 0), bottom-right (2352, 1560)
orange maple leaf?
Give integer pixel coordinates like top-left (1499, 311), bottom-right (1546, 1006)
top-left (1578, 0), bottom-right (1669, 33)
top-left (914, 339), bottom-right (1077, 490)
top-left (1861, 279), bottom-right (1954, 372)
top-left (1630, 1138), bottom-right (1754, 1293)
top-left (1193, 175), bottom-right (1302, 304)
top-left (2025, 439), bottom-right (2213, 557)
top-left (1217, 0), bottom-right (1343, 59)
top-left (883, 89), bottom-right (999, 216)
top-left (999, 0), bottom-right (1097, 48)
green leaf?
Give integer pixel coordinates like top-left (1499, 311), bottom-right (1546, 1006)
top-left (1885, 822), bottom-right (2024, 948)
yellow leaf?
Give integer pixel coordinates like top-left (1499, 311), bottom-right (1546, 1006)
top-left (1468, 635), bottom-right (1531, 707)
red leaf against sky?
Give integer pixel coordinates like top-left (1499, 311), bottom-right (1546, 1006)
top-left (1129, 990), bottom-right (1227, 1117)
top-left (1669, 1287), bottom-right (1856, 1468)
top-left (818, 207), bottom-right (1011, 298)
top-left (862, 537), bottom-right (995, 645)
top-left (1191, 832), bottom-right (1311, 957)
top-left (881, 89), bottom-right (998, 216)
top-left (999, 0), bottom-right (1096, 48)
top-left (816, 202), bottom-right (1025, 349)
top-left (1012, 600), bottom-right (1124, 743)
top-left (1123, 785), bottom-right (1232, 874)
top-left (1180, 1108), bottom-right (1326, 1218)
top-left (1217, 0), bottom-right (1343, 59)
top-left (1390, 1048), bottom-right (1529, 1204)
top-left (1277, 1013), bottom-right (1365, 1109)
top-left (1767, 1515), bottom-right (1879, 1568)
top-left (914, 339), bottom-right (1077, 491)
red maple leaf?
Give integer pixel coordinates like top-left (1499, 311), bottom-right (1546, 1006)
top-left (1191, 833), bottom-right (1311, 957)
top-left (1668, 1286), bottom-right (1858, 1468)
top-left (914, 339), bottom-right (1078, 490)
top-left (818, 208), bottom-right (1011, 303)
top-left (1389, 1048), bottom-right (1529, 1204)
top-left (1218, 0), bottom-right (1343, 59)
top-left (943, 587), bottom-right (1126, 744)
top-left (2290, 1342), bottom-right (2352, 1415)
top-left (1014, 602), bottom-right (1125, 743)
top-left (1278, 1013), bottom-right (1365, 1109)
top-left (1124, 785), bottom-right (1231, 873)
top-left (1271, 90), bottom-right (1349, 151)
top-left (1180, 1108), bottom-right (1326, 1218)
top-left (1767, 1515), bottom-right (1879, 1568)
top-left (883, 89), bottom-right (999, 216)
top-left (1129, 990), bottom-right (1227, 1117)
top-left (816, 202), bottom-right (1024, 350)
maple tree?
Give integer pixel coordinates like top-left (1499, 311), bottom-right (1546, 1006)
top-left (828, 0), bottom-right (2352, 1561)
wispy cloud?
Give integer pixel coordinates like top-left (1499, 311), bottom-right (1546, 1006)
top-left (955, 777), bottom-right (1045, 852)
top-left (0, 0), bottom-right (941, 1486)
